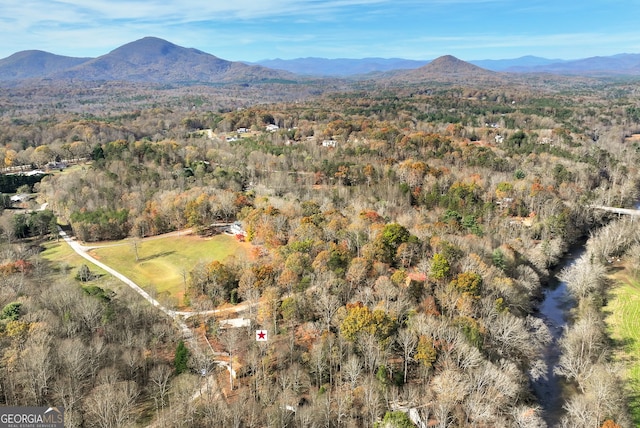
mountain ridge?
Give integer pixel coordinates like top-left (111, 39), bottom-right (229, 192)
top-left (2, 37), bottom-right (640, 83)
top-left (1, 37), bottom-right (297, 84)
top-left (0, 50), bottom-right (91, 80)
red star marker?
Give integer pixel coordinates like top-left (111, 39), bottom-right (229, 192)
top-left (256, 330), bottom-right (268, 341)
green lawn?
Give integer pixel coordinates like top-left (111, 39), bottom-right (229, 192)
top-left (88, 233), bottom-right (248, 301)
top-left (41, 238), bottom-right (108, 277)
top-left (605, 276), bottom-right (640, 425)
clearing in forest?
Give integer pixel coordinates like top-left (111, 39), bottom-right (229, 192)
top-left (48, 231), bottom-right (250, 306)
top-left (89, 232), bottom-right (249, 302)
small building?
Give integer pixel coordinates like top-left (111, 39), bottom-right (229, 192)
top-left (10, 193), bottom-right (34, 203)
top-left (321, 139), bottom-right (337, 148)
top-left (265, 124), bottom-right (279, 132)
top-left (45, 162), bottom-right (67, 171)
top-left (26, 169), bottom-right (46, 176)
top-left (229, 221), bottom-right (246, 236)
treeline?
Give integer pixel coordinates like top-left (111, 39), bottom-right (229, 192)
top-left (0, 173), bottom-right (47, 193)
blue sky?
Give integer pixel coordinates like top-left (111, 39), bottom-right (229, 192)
top-left (2, 0), bottom-right (640, 61)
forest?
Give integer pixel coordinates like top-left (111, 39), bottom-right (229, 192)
top-left (0, 74), bottom-right (639, 427)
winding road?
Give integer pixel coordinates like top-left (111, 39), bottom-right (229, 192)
top-left (57, 227), bottom-right (253, 337)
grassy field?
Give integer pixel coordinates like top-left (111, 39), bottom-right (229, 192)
top-left (604, 274), bottom-right (640, 424)
top-left (87, 232), bottom-right (249, 302)
top-left (41, 237), bottom-right (109, 276)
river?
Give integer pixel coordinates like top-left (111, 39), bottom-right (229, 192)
top-left (533, 242), bottom-right (586, 426)
top-left (534, 198), bottom-right (640, 425)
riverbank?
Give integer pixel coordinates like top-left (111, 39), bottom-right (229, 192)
top-left (533, 243), bottom-right (584, 425)
top-left (605, 264), bottom-right (640, 425)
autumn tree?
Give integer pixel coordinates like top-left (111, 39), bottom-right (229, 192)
top-left (430, 253), bottom-right (450, 281)
top-left (374, 223), bottom-right (413, 265)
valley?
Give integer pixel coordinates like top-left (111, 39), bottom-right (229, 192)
top-left (0, 41), bottom-right (639, 427)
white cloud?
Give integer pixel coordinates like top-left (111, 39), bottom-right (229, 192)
top-left (0, 0), bottom-right (638, 60)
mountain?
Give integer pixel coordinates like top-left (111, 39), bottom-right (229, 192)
top-left (0, 50), bottom-right (90, 80)
top-left (2, 39), bottom-right (640, 83)
top-left (255, 57), bottom-right (429, 76)
top-left (505, 53), bottom-right (640, 75)
top-left (418, 55), bottom-right (489, 74)
top-left (0, 37), bottom-right (297, 84)
top-left (53, 37), bottom-right (296, 83)
top-left (389, 55), bottom-right (496, 84)
top-left (255, 54), bottom-right (640, 77)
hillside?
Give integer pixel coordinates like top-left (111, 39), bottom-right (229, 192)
top-left (54, 37), bottom-right (297, 83)
top-left (389, 55), bottom-right (499, 84)
top-left (0, 50), bottom-right (90, 80)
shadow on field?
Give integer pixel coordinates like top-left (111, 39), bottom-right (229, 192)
top-left (138, 250), bottom-right (176, 262)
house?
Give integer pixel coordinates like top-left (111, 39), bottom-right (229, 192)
top-left (229, 221), bottom-right (246, 236)
top-left (265, 124), bottom-right (279, 132)
top-left (236, 127), bottom-right (248, 133)
top-left (321, 139), bottom-right (337, 148)
top-left (10, 194), bottom-right (33, 203)
top-left (45, 161), bottom-right (67, 171)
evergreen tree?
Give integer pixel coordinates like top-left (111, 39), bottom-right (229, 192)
top-left (174, 340), bottom-right (189, 375)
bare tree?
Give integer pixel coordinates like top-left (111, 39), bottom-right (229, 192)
top-left (85, 370), bottom-right (139, 428)
top-left (362, 375), bottom-right (383, 428)
top-left (558, 255), bottom-right (607, 300)
top-left (554, 310), bottom-right (607, 391)
top-left (20, 329), bottom-right (54, 405)
top-left (315, 286), bottom-right (340, 332)
top-left (560, 393), bottom-right (598, 428)
top-left (396, 328), bottom-right (417, 384)
top-left (149, 364), bottom-right (172, 410)
top-left (220, 328), bottom-right (242, 390)
top-left (510, 406), bottom-right (547, 428)
top-left (342, 354), bottom-right (363, 390)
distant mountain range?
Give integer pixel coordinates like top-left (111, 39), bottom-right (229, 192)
top-left (1, 36), bottom-right (640, 85)
top-left (252, 57), bottom-right (430, 76)
top-left (258, 54), bottom-right (640, 77)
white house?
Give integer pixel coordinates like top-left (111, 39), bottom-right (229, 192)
top-left (321, 139), bottom-right (337, 148)
top-left (229, 221), bottom-right (246, 236)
